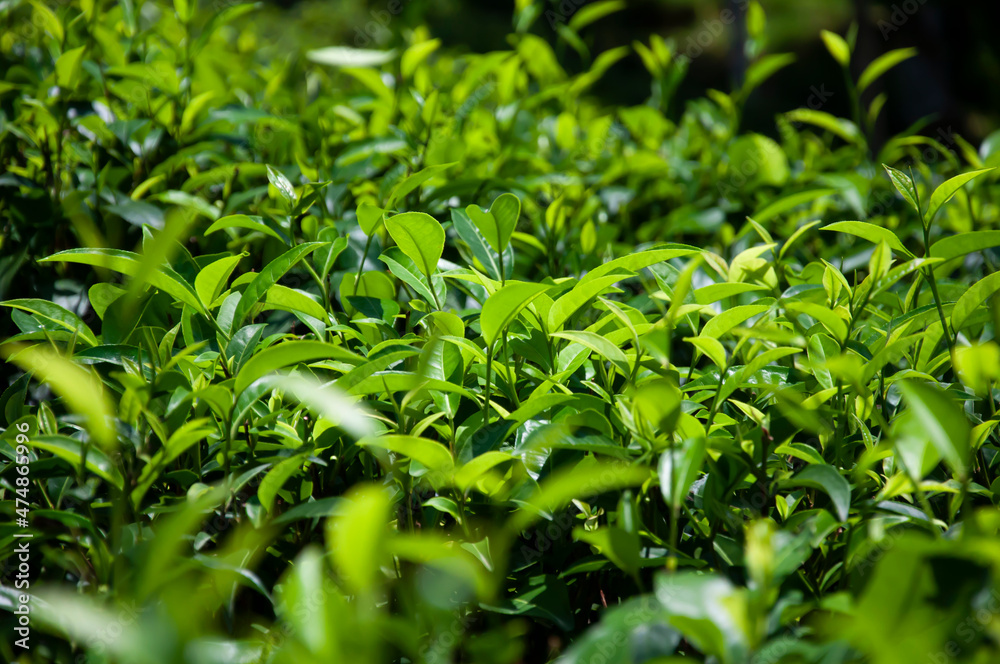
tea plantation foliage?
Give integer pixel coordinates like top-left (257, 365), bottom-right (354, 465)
top-left (4, 1), bottom-right (1000, 663)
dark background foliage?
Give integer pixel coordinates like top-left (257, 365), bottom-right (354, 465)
top-left (257, 0), bottom-right (1000, 143)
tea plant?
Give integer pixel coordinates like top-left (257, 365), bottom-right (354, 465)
top-left (3, 1), bottom-right (1000, 663)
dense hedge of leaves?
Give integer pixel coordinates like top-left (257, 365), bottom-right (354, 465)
top-left (4, 1), bottom-right (1000, 663)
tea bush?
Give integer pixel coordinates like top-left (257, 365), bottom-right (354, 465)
top-left (3, 1), bottom-right (1000, 663)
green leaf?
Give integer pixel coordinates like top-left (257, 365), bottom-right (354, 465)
top-left (379, 246), bottom-right (444, 307)
top-left (742, 53), bottom-right (795, 99)
top-left (40, 248), bottom-right (205, 314)
top-left (273, 497), bottom-right (342, 525)
top-left (930, 230), bottom-right (1000, 262)
top-left (573, 526), bottom-right (640, 577)
top-left (452, 208), bottom-right (512, 281)
top-left (559, 597), bottom-right (679, 663)
top-left (387, 163), bottom-right (454, 206)
top-left (549, 330), bottom-right (629, 374)
top-left (883, 164), bottom-right (919, 212)
top-left (131, 419), bottom-right (215, 504)
top-left (358, 434), bottom-right (455, 477)
top-left (701, 304), bottom-right (770, 339)
top-left (357, 203), bottom-right (386, 236)
top-left (633, 379), bottom-right (682, 434)
top-left (2, 344), bottom-right (116, 450)
top-left (582, 245), bottom-right (700, 283)
top-left (259, 453), bottom-right (309, 513)
top-left (686, 336), bottom-right (727, 369)
top-left (384, 212), bottom-right (445, 280)
top-left (547, 273), bottom-right (627, 331)
top-left (231, 242), bottom-right (323, 329)
top-left (784, 301), bottom-right (848, 344)
top-left (480, 281), bottom-right (552, 347)
top-left (264, 284), bottom-right (328, 321)
top-left (952, 271), bottom-right (1000, 332)
top-left (326, 485), bottom-right (392, 593)
top-left (778, 220), bottom-right (822, 260)
top-left (785, 109), bottom-right (861, 144)
top-left (401, 39), bottom-right (441, 79)
top-left (780, 464), bottom-right (851, 521)
top-left (821, 221), bottom-right (911, 256)
top-left (659, 438), bottom-right (707, 510)
top-left (226, 324), bottom-right (267, 374)
top-left (55, 46), bottom-right (86, 88)
top-left (857, 47), bottom-right (917, 94)
top-left (453, 451), bottom-right (515, 493)
top-left (820, 30), bottom-right (851, 67)
top-left (314, 233), bottom-right (347, 279)
top-left (508, 460), bottom-right (652, 533)
top-left (194, 253), bottom-right (244, 308)
top-left (266, 165), bottom-right (297, 206)
top-left (271, 374), bottom-right (376, 440)
top-left (205, 214), bottom-right (288, 244)
top-left (28, 434), bottom-right (122, 488)
top-left (925, 168), bottom-right (995, 224)
top-left (807, 332), bottom-right (840, 390)
top-left (568, 0), bottom-right (625, 31)
top-left (898, 380), bottom-right (970, 478)
top-left (466, 193), bottom-right (521, 254)
top-left (653, 572), bottom-right (747, 662)
top-left (234, 340), bottom-right (358, 395)
top-left (1, 299), bottom-right (98, 347)
top-left (693, 283), bottom-right (768, 305)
